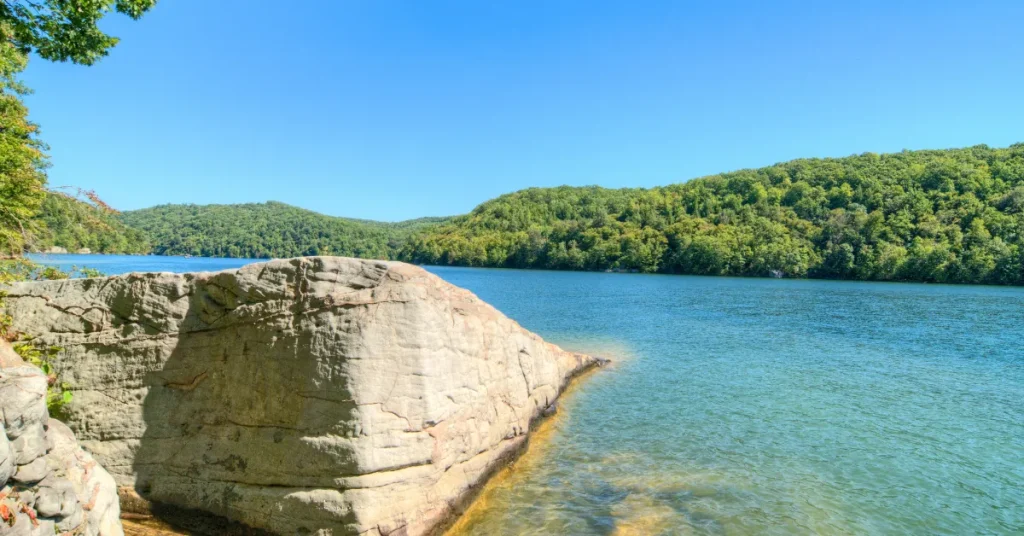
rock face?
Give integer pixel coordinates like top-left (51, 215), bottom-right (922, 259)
top-left (0, 341), bottom-right (123, 536)
top-left (2, 257), bottom-right (598, 535)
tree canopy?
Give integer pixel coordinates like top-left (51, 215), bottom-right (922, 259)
top-left (32, 189), bottom-right (149, 253)
top-left (28, 144), bottom-right (1024, 286)
top-left (1, 0), bottom-right (157, 65)
top-left (0, 32), bottom-right (45, 254)
top-left (0, 0), bottom-right (156, 256)
top-left (400, 144), bottom-right (1024, 285)
top-left (118, 202), bottom-right (450, 259)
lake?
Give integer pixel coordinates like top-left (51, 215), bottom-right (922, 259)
top-left (27, 254), bottom-right (1024, 534)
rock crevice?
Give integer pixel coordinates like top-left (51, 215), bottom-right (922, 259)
top-left (0, 341), bottom-right (123, 536)
top-left (3, 257), bottom-right (599, 535)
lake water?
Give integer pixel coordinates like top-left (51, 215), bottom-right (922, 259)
top-left (27, 254), bottom-right (1024, 534)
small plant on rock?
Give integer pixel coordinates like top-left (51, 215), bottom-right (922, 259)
top-left (11, 336), bottom-right (72, 416)
top-left (0, 259), bottom-right (87, 418)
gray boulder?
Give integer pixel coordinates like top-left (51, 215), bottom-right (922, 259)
top-left (3, 257), bottom-right (599, 535)
top-left (0, 342), bottom-right (122, 536)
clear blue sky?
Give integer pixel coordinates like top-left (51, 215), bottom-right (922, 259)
top-left (21, 0), bottom-right (1024, 221)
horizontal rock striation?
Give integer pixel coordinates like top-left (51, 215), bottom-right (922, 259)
top-left (2, 257), bottom-right (599, 535)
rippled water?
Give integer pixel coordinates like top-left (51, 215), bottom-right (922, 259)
top-left (28, 255), bottom-right (1024, 534)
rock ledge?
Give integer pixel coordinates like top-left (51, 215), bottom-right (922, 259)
top-left (0, 341), bottom-right (122, 536)
top-left (2, 257), bottom-right (600, 535)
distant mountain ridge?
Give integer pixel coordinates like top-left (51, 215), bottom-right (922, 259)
top-left (400, 144), bottom-right (1024, 285)
top-left (117, 201), bottom-right (452, 259)
top-left (34, 143), bottom-right (1024, 285)
top-left (30, 191), bottom-right (150, 254)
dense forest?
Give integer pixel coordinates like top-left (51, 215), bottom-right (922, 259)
top-left (118, 202), bottom-right (449, 258)
top-left (0, 1), bottom-right (1019, 291)
top-left (23, 144), bottom-right (1024, 286)
top-left (30, 191), bottom-right (150, 254)
top-left (0, 0), bottom-right (155, 265)
top-left (400, 144), bottom-right (1024, 285)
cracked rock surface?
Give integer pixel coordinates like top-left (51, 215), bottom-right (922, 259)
top-left (2, 257), bottom-right (598, 535)
top-left (0, 341), bottom-right (122, 536)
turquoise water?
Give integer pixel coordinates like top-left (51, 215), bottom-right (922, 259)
top-left (28, 255), bottom-right (1024, 534)
top-left (26, 253), bottom-right (255, 274)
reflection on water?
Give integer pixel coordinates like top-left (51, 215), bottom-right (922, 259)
top-left (27, 257), bottom-right (1024, 535)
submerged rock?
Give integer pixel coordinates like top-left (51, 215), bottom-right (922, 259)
top-left (0, 341), bottom-right (122, 536)
top-left (2, 257), bottom-right (600, 535)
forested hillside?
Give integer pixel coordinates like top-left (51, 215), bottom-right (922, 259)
top-left (400, 144), bottom-right (1024, 285)
top-left (31, 191), bottom-right (150, 254)
top-left (26, 144), bottom-right (1024, 286)
top-left (119, 202), bottom-right (450, 258)
top-left (0, 0), bottom-right (155, 262)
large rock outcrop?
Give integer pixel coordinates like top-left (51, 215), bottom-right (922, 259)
top-left (1, 257), bottom-right (599, 535)
top-left (0, 341), bottom-right (122, 536)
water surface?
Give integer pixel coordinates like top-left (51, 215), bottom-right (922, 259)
top-left (27, 253), bottom-right (254, 274)
top-left (28, 255), bottom-right (1024, 534)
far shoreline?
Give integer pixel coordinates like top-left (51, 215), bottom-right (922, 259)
top-left (23, 252), bottom-right (1024, 290)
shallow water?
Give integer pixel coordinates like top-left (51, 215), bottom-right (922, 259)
top-left (28, 255), bottom-right (1024, 534)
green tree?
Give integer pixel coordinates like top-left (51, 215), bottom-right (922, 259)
top-left (1, 0), bottom-right (157, 65)
top-left (119, 202), bottom-right (452, 259)
top-left (398, 144), bottom-right (1024, 286)
top-left (0, 0), bottom-right (157, 255)
top-left (0, 31), bottom-right (45, 254)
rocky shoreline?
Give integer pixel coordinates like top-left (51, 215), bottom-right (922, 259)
top-left (0, 341), bottom-right (122, 535)
top-left (2, 257), bottom-right (604, 535)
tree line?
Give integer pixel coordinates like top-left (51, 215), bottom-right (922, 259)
top-left (31, 190), bottom-right (150, 254)
top-left (399, 145), bottom-right (1024, 285)
top-left (118, 202), bottom-right (449, 259)
top-left (0, 0), bottom-right (156, 259)
top-left (24, 144), bottom-right (1024, 286)
top-left (2, 4), bottom-right (1022, 290)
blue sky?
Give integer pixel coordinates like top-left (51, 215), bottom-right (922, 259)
top-left (22, 0), bottom-right (1024, 221)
